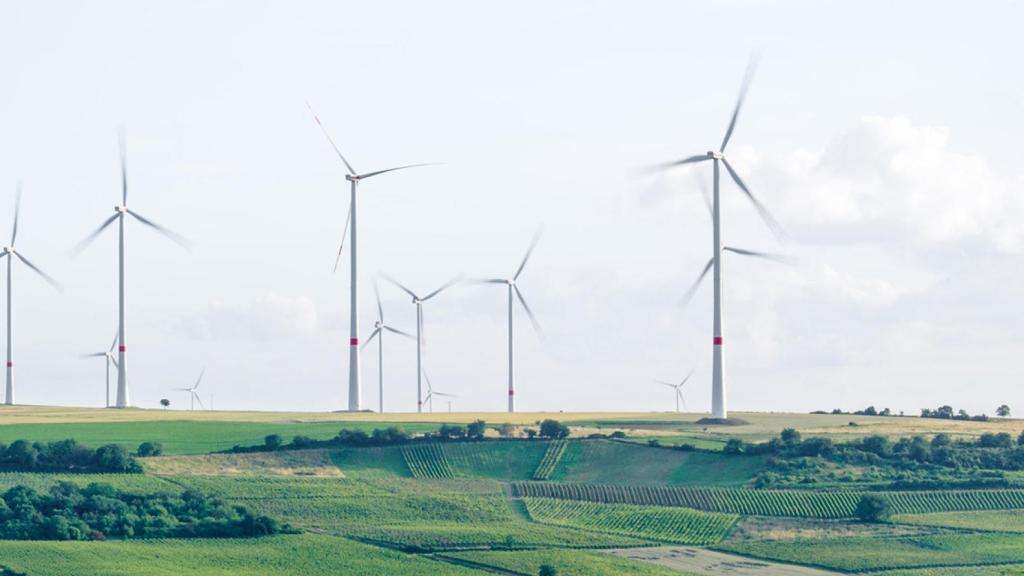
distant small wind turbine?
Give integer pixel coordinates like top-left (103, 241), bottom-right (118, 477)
top-left (362, 280), bottom-right (413, 413)
top-left (82, 333), bottom-right (119, 407)
top-left (644, 57), bottom-right (786, 420)
top-left (474, 230), bottom-right (543, 413)
top-left (381, 274), bottom-right (460, 413)
top-left (73, 132), bottom-right (188, 409)
top-left (173, 368), bottom-right (206, 411)
top-left (3, 184), bottom-right (62, 405)
top-left (307, 103), bottom-right (437, 412)
top-left (422, 369), bottom-right (455, 414)
top-left (656, 369), bottom-right (694, 413)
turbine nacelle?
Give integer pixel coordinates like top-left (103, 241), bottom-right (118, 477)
top-left (344, 174), bottom-right (361, 183)
top-left (707, 151), bottom-right (724, 159)
top-left (114, 205), bottom-right (127, 213)
top-left (1, 246), bottom-right (12, 255)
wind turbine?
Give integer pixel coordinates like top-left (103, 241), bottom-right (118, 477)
top-left (73, 132), bottom-right (188, 409)
top-left (3, 184), bottom-right (62, 405)
top-left (306, 103), bottom-right (436, 412)
top-left (381, 274), bottom-right (460, 413)
top-left (82, 333), bottom-right (119, 407)
top-left (656, 369), bottom-right (694, 413)
top-left (474, 231), bottom-right (543, 413)
top-left (362, 280), bottom-right (413, 413)
top-left (646, 58), bottom-right (786, 420)
top-left (422, 369), bottom-right (455, 414)
top-left (173, 368), bottom-right (206, 411)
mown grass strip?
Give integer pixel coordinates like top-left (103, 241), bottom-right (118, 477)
top-left (403, 444), bottom-right (454, 479)
top-left (532, 440), bottom-right (568, 480)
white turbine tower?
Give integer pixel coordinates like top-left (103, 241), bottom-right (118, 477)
top-left (381, 274), bottom-right (460, 413)
top-left (362, 280), bottom-right (413, 413)
top-left (82, 333), bottom-right (119, 407)
top-left (3, 184), bottom-right (61, 405)
top-left (173, 368), bottom-right (206, 411)
top-left (647, 59), bottom-right (785, 420)
top-left (474, 231), bottom-right (543, 413)
top-left (656, 368), bottom-right (694, 413)
top-left (307, 104), bottom-right (436, 413)
top-left (73, 132), bottom-right (188, 408)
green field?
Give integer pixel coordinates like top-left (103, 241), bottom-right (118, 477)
top-left (2, 406), bottom-right (1024, 575)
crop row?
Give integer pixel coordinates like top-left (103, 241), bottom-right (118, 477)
top-left (403, 444), bottom-right (454, 479)
top-left (522, 496), bottom-right (737, 545)
top-left (511, 482), bottom-right (1024, 518)
top-left (532, 440), bottom-right (568, 480)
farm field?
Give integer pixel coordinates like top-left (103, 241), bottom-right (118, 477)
top-left (1, 406), bottom-right (1024, 574)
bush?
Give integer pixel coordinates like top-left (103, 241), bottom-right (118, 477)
top-left (855, 494), bottom-right (892, 523)
top-left (780, 428), bottom-right (801, 445)
top-left (539, 565), bottom-right (558, 576)
top-left (723, 439), bottom-right (745, 455)
top-left (264, 435), bottom-right (283, 450)
top-left (539, 420), bottom-right (570, 439)
top-left (609, 431), bottom-right (627, 439)
top-left (136, 442), bottom-right (163, 457)
top-left (467, 420), bottom-right (487, 440)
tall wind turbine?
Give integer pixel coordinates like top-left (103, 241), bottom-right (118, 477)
top-left (647, 59), bottom-right (785, 420)
top-left (173, 368), bottom-right (206, 411)
top-left (73, 132), bottom-right (188, 408)
top-left (656, 368), bottom-right (694, 413)
top-left (307, 104), bottom-right (436, 412)
top-left (82, 333), bottom-right (118, 407)
top-left (422, 370), bottom-right (454, 414)
top-left (3, 184), bottom-right (62, 405)
top-left (381, 274), bottom-right (459, 413)
top-left (474, 231), bottom-right (543, 413)
top-left (362, 280), bottom-right (413, 413)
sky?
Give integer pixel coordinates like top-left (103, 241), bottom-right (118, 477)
top-left (0, 1), bottom-right (1022, 415)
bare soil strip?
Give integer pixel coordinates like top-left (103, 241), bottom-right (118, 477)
top-left (604, 546), bottom-right (846, 576)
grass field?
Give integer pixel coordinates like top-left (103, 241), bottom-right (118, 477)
top-left (443, 548), bottom-right (694, 575)
top-left (0, 471), bottom-right (179, 492)
top-left (894, 509), bottom-right (1024, 533)
top-left (0, 534), bottom-right (480, 575)
top-left (143, 448), bottom-right (343, 477)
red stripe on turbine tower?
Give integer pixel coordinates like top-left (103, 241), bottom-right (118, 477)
top-left (350, 338), bottom-right (358, 346)
top-left (713, 336), bottom-right (723, 345)
top-left (6, 362), bottom-right (11, 368)
top-left (119, 345), bottom-right (126, 352)
top-left (508, 390), bottom-right (514, 396)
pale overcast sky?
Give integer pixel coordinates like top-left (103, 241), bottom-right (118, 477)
top-left (0, 1), bottom-right (1021, 414)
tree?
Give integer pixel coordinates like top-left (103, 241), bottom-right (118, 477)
top-left (136, 442), bottom-right (163, 457)
top-left (997, 405), bottom-right (1011, 418)
top-left (159, 399), bottom-right (170, 410)
top-left (264, 435), bottom-right (283, 450)
top-left (855, 494), bottom-right (892, 523)
top-left (467, 420), bottom-right (487, 440)
top-left (780, 428), bottom-right (801, 445)
top-left (723, 439), bottom-right (745, 455)
top-left (539, 565), bottom-right (558, 576)
top-left (539, 420), bottom-right (570, 439)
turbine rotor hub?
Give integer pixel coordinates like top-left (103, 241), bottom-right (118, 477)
top-left (115, 205), bottom-right (127, 213)
top-left (345, 174), bottom-right (360, 182)
top-left (707, 151), bottom-right (723, 160)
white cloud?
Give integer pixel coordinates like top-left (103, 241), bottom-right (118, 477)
top-left (174, 293), bottom-right (319, 341)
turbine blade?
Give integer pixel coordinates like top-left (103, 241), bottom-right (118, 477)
top-left (194, 367), bottom-right (206, 390)
top-left (641, 155), bottom-right (710, 174)
top-left (127, 210), bottom-right (191, 249)
top-left (71, 214), bottom-right (119, 256)
top-left (723, 246), bottom-right (793, 264)
top-left (118, 129), bottom-right (129, 205)
top-left (194, 392), bottom-right (206, 410)
top-left (361, 327), bottom-right (381, 349)
top-left (109, 333), bottom-right (118, 353)
top-left (14, 252), bottom-right (61, 291)
top-left (111, 358), bottom-right (119, 369)
top-left (333, 200), bottom-right (352, 273)
top-left (357, 163), bottom-right (440, 180)
top-left (306, 102), bottom-right (356, 176)
top-left (514, 285), bottom-right (543, 337)
top-left (678, 389), bottom-right (687, 411)
top-left (692, 171), bottom-right (713, 217)
top-left (380, 273), bottom-right (418, 301)
top-left (656, 380), bottom-right (678, 388)
top-left (383, 325), bottom-right (414, 338)
top-left (423, 369), bottom-right (433, 393)
top-left (679, 368), bottom-right (695, 387)
top-left (720, 55), bottom-right (759, 153)
top-left (373, 278), bottom-right (384, 322)
top-left (470, 278), bottom-right (507, 284)
top-left (422, 276), bottom-right (462, 301)
top-left (433, 392), bottom-right (456, 398)
top-left (721, 158), bottom-right (786, 242)
top-left (680, 258), bottom-right (714, 308)
top-left (11, 182), bottom-right (21, 246)
top-left (514, 228), bottom-right (543, 281)
top-left (81, 352), bottom-right (107, 358)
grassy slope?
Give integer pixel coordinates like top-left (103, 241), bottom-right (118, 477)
top-left (550, 440), bottom-right (762, 486)
top-left (0, 534), bottom-right (479, 576)
top-left (894, 510), bottom-right (1024, 533)
top-left (443, 441), bottom-right (549, 480)
top-left (443, 549), bottom-right (695, 576)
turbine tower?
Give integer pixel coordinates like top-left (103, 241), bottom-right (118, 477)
top-left (82, 333), bottom-right (119, 407)
top-left (648, 59), bottom-right (785, 420)
top-left (474, 231), bottom-right (543, 413)
top-left (74, 132), bottom-right (188, 408)
top-left (173, 368), bottom-right (206, 411)
top-left (3, 184), bottom-right (61, 405)
top-left (656, 368), bottom-right (694, 413)
top-left (362, 280), bottom-right (413, 413)
top-left (307, 103), bottom-right (435, 412)
top-left (381, 274), bottom-right (459, 413)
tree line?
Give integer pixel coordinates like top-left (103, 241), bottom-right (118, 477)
top-left (0, 440), bottom-right (141, 473)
